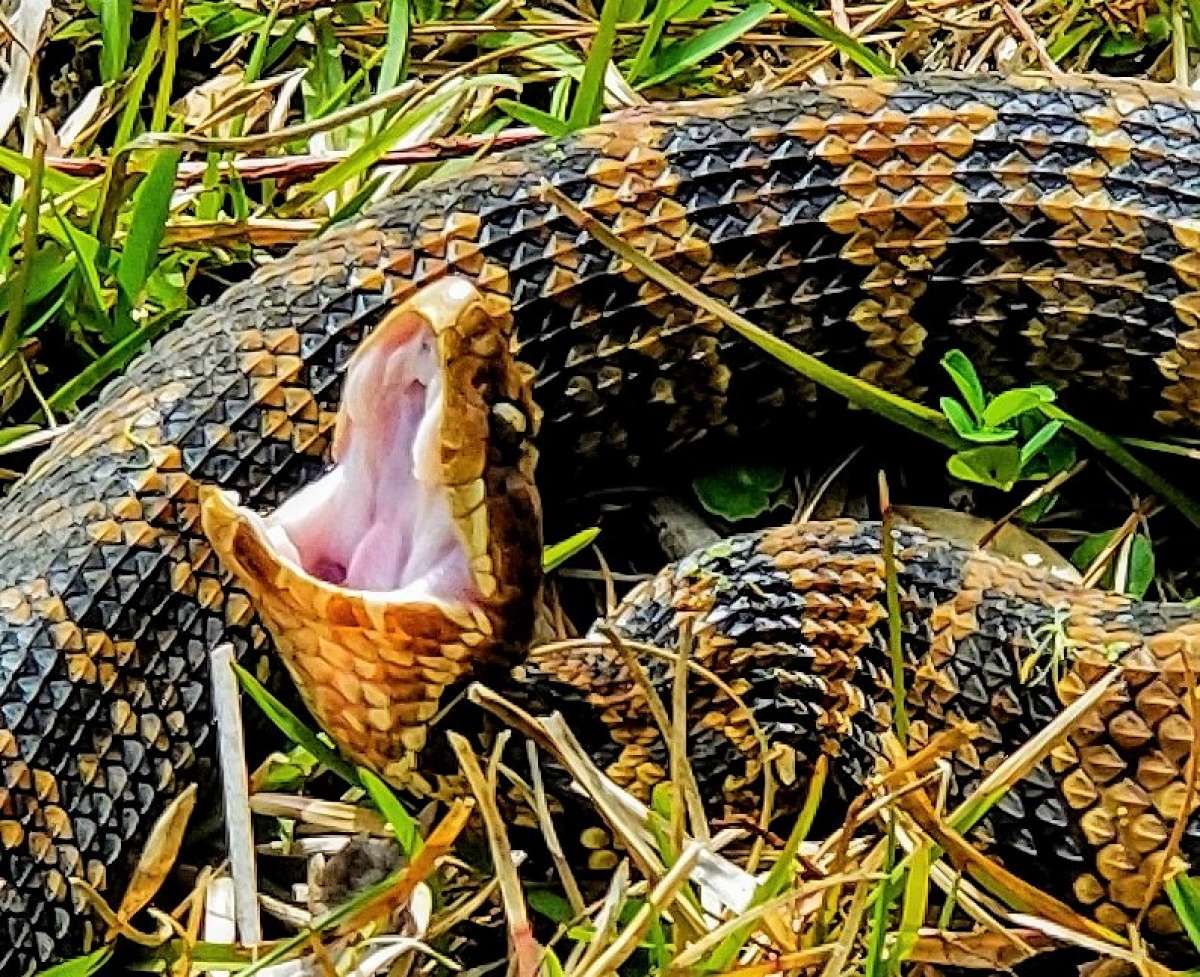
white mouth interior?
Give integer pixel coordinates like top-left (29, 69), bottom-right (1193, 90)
top-left (258, 323), bottom-right (474, 603)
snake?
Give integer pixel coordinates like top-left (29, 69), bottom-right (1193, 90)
top-left (7, 71), bottom-right (1200, 974)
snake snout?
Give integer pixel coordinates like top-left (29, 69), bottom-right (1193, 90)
top-left (201, 277), bottom-right (543, 792)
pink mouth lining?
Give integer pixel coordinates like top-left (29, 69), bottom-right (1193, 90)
top-left (261, 322), bottom-right (474, 603)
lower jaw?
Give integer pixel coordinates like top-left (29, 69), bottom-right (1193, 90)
top-left (202, 480), bottom-right (500, 793)
top-left (199, 278), bottom-right (543, 791)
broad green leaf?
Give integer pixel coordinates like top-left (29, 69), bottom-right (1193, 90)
top-left (1074, 530), bottom-right (1155, 600)
top-left (1099, 27), bottom-right (1152, 56)
top-left (962, 428), bottom-right (1017, 444)
top-left (1019, 419), bottom-right (1064, 466)
top-left (529, 888), bottom-right (575, 924)
top-left (1146, 12), bottom-right (1170, 39)
top-left (939, 396), bottom-right (979, 438)
top-left (0, 245), bottom-right (74, 318)
top-left (946, 444), bottom-right (1021, 491)
top-left (693, 462), bottom-right (785, 520)
top-left (940, 349), bottom-right (985, 420)
top-left (496, 98), bottom-right (570, 137)
top-left (358, 766), bottom-right (421, 855)
top-left (637, 3), bottom-right (772, 88)
top-left (981, 385), bottom-right (1055, 428)
top-left (1071, 530), bottom-right (1114, 572)
top-left (1125, 533), bottom-right (1155, 599)
top-left (543, 527), bottom-right (600, 571)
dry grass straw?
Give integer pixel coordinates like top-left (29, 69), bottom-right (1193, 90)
top-left (448, 730), bottom-right (542, 977)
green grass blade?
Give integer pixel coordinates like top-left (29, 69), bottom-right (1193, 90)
top-left (380, 0), bottom-right (412, 96)
top-left (151, 0), bottom-right (180, 130)
top-left (46, 311), bottom-right (179, 411)
top-left (0, 148), bottom-right (88, 196)
top-left (863, 825), bottom-right (899, 977)
top-left (1047, 18), bottom-right (1096, 60)
top-left (0, 202), bottom-right (21, 278)
top-left (114, 20), bottom-right (161, 150)
top-left (51, 206), bottom-right (104, 317)
top-left (1042, 404), bottom-right (1200, 530)
top-left (568, 0), bottom-right (623, 129)
top-left (33, 947), bottom-right (113, 977)
top-left (627, 0), bottom-right (675, 82)
top-left (543, 182), bottom-right (1200, 530)
top-left (766, 0), bottom-right (894, 75)
top-left (262, 14), bottom-right (310, 76)
top-left (636, 2), bottom-right (773, 88)
top-left (706, 758), bottom-right (826, 969)
top-left (881, 489), bottom-right (908, 744)
top-left (0, 249), bottom-right (74, 330)
top-left (539, 183), bottom-right (959, 449)
top-left (99, 0), bottom-right (133, 82)
top-left (115, 149), bottom-right (181, 335)
top-left (246, 0), bottom-right (282, 83)
top-left (358, 766), bottom-right (421, 856)
top-left (1, 137), bottom-right (46, 359)
top-left (1168, 875), bottom-right (1200, 955)
top-left (543, 527), bottom-right (600, 570)
top-left (497, 98), bottom-right (570, 137)
top-left (891, 843), bottom-right (931, 973)
top-left (232, 663), bottom-right (360, 787)
top-left (294, 75), bottom-right (511, 211)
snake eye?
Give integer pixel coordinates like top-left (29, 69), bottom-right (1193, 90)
top-left (200, 278), bottom-right (542, 789)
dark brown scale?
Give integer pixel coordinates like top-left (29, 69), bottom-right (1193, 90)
top-left (518, 520), bottom-right (1200, 940)
top-left (8, 74), bottom-right (1200, 972)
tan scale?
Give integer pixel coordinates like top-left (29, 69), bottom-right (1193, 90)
top-left (203, 279), bottom-right (542, 792)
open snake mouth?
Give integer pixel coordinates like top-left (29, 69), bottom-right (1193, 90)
top-left (259, 304), bottom-right (473, 603)
top-left (200, 278), bottom-right (542, 790)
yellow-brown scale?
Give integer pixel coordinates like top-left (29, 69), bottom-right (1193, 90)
top-left (10, 74), bottom-right (1200, 973)
top-left (516, 520), bottom-right (1200, 941)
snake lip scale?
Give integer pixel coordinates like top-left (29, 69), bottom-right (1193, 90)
top-left (8, 71), bottom-right (1200, 974)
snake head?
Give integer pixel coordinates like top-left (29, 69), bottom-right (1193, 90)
top-left (200, 277), bottom-right (542, 792)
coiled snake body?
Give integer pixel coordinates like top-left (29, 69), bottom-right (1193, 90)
top-left (5, 73), bottom-right (1200, 973)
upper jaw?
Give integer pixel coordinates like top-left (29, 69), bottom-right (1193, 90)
top-left (200, 277), bottom-right (544, 790)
